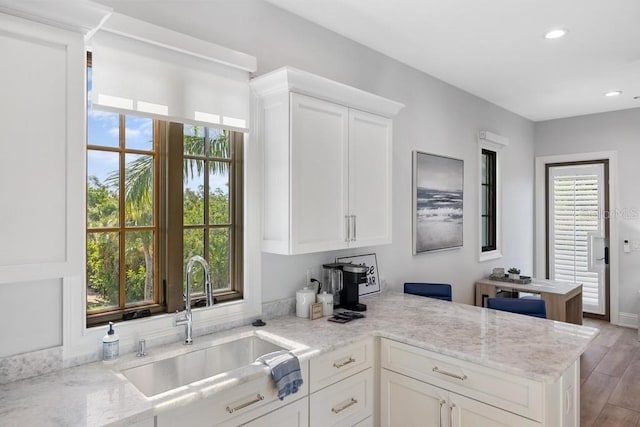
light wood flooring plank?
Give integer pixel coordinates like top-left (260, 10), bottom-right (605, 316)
top-left (609, 359), bottom-right (640, 412)
top-left (593, 404), bottom-right (640, 427)
top-left (581, 372), bottom-right (620, 427)
top-left (594, 343), bottom-right (638, 377)
top-left (591, 325), bottom-right (624, 348)
top-left (582, 343), bottom-right (609, 383)
top-left (615, 328), bottom-right (640, 348)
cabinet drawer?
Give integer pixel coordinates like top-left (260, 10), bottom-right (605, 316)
top-left (310, 339), bottom-right (374, 392)
top-left (381, 339), bottom-right (543, 421)
top-left (310, 368), bottom-right (374, 427)
top-left (240, 398), bottom-right (309, 427)
top-left (157, 360), bottom-right (308, 427)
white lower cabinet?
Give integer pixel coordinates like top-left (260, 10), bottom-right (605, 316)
top-left (309, 339), bottom-right (375, 427)
top-left (241, 397), bottom-right (309, 427)
top-left (310, 368), bottom-right (374, 427)
top-left (380, 338), bottom-right (579, 427)
top-left (450, 392), bottom-right (540, 427)
top-left (381, 369), bottom-right (538, 427)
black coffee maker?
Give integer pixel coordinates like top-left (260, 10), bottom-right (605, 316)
top-left (322, 262), bottom-right (368, 311)
top-left (340, 264), bottom-right (369, 311)
top-left (342, 264), bottom-right (368, 311)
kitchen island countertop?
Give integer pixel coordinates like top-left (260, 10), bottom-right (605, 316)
top-left (0, 291), bottom-right (598, 426)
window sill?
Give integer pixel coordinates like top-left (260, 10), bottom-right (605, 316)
top-left (479, 250), bottom-right (503, 263)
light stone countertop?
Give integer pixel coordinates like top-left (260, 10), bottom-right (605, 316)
top-left (0, 291), bottom-right (598, 426)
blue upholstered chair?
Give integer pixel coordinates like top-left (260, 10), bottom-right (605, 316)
top-left (486, 297), bottom-right (547, 318)
top-left (404, 282), bottom-right (452, 302)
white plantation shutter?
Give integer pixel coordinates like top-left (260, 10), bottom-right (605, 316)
top-left (549, 164), bottom-right (605, 314)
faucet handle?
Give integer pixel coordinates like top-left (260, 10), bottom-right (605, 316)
top-left (136, 339), bottom-right (147, 357)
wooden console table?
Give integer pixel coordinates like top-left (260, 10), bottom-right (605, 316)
top-left (475, 278), bottom-right (583, 325)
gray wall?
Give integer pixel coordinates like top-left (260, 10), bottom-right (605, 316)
top-left (535, 108), bottom-right (640, 316)
top-left (103, 0), bottom-right (536, 305)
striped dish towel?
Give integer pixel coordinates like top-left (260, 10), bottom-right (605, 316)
top-left (257, 350), bottom-right (304, 400)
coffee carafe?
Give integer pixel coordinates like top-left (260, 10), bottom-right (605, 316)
top-left (322, 263), bottom-right (343, 307)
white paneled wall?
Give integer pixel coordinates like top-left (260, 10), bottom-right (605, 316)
top-left (0, 12), bottom-right (86, 359)
top-left (0, 279), bottom-right (62, 358)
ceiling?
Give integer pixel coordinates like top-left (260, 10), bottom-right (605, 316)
top-left (265, 0), bottom-right (640, 122)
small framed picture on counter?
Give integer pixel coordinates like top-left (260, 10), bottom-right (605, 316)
top-left (336, 253), bottom-right (380, 296)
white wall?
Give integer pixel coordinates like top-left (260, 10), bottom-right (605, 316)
top-left (0, 0), bottom-right (537, 366)
top-left (104, 0), bottom-right (536, 305)
top-left (535, 108), bottom-right (640, 320)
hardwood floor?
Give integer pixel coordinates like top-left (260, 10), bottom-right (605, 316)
top-left (581, 318), bottom-right (640, 427)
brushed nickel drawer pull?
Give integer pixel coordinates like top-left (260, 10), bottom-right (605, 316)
top-left (331, 397), bottom-right (358, 414)
top-left (225, 394), bottom-right (264, 414)
top-left (450, 403), bottom-right (456, 426)
top-left (432, 366), bottom-right (467, 381)
top-left (333, 357), bottom-right (356, 368)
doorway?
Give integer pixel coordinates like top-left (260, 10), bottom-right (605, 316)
top-left (546, 160), bottom-right (610, 320)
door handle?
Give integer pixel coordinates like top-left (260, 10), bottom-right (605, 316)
top-left (604, 246), bottom-right (609, 265)
top-left (351, 215), bottom-right (356, 241)
top-left (345, 215), bottom-right (350, 242)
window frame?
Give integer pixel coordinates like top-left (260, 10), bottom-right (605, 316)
top-left (477, 131), bottom-right (507, 262)
top-left (86, 115), bottom-right (162, 326)
top-left (481, 148), bottom-right (497, 252)
top-left (165, 123), bottom-right (244, 313)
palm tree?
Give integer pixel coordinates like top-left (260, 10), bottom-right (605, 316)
top-left (106, 125), bottom-right (231, 303)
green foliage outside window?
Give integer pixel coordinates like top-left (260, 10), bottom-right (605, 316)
top-left (87, 127), bottom-right (233, 313)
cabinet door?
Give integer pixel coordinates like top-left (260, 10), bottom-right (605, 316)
top-left (290, 93), bottom-right (349, 253)
top-left (0, 13), bottom-right (84, 282)
top-left (451, 393), bottom-right (539, 427)
top-left (348, 109), bottom-right (393, 248)
top-left (241, 398), bottom-right (309, 427)
top-left (380, 369), bottom-right (445, 427)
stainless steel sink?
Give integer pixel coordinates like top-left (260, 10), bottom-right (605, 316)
top-left (122, 335), bottom-right (285, 397)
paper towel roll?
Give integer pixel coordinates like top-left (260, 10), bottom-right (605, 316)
top-left (296, 287), bottom-right (316, 318)
top-left (317, 292), bottom-right (334, 317)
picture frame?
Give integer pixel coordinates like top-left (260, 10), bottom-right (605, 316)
top-left (335, 253), bottom-right (380, 296)
top-left (413, 151), bottom-right (464, 254)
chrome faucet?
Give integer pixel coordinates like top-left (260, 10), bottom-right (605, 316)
top-left (174, 255), bottom-right (213, 344)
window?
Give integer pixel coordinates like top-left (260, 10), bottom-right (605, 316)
top-left (481, 149), bottom-right (497, 252)
top-left (86, 55), bottom-right (243, 325)
top-left (478, 131), bottom-right (507, 261)
top-left (166, 124), bottom-right (243, 306)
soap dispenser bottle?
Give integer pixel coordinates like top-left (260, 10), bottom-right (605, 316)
top-left (102, 321), bottom-right (119, 362)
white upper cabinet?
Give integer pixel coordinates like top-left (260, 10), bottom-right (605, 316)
top-left (251, 67), bottom-right (403, 255)
top-left (0, 3), bottom-right (110, 284)
top-left (290, 93), bottom-right (350, 253)
top-left (348, 109), bottom-right (393, 248)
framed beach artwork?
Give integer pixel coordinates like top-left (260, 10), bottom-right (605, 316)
top-left (412, 151), bottom-right (464, 254)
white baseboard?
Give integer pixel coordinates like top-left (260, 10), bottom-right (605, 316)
top-left (617, 312), bottom-right (638, 329)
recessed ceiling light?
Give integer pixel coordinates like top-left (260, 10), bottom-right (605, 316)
top-left (604, 91), bottom-right (622, 97)
top-left (544, 29), bottom-right (567, 39)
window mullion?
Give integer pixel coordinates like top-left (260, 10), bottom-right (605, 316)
top-left (118, 114), bottom-right (126, 310)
